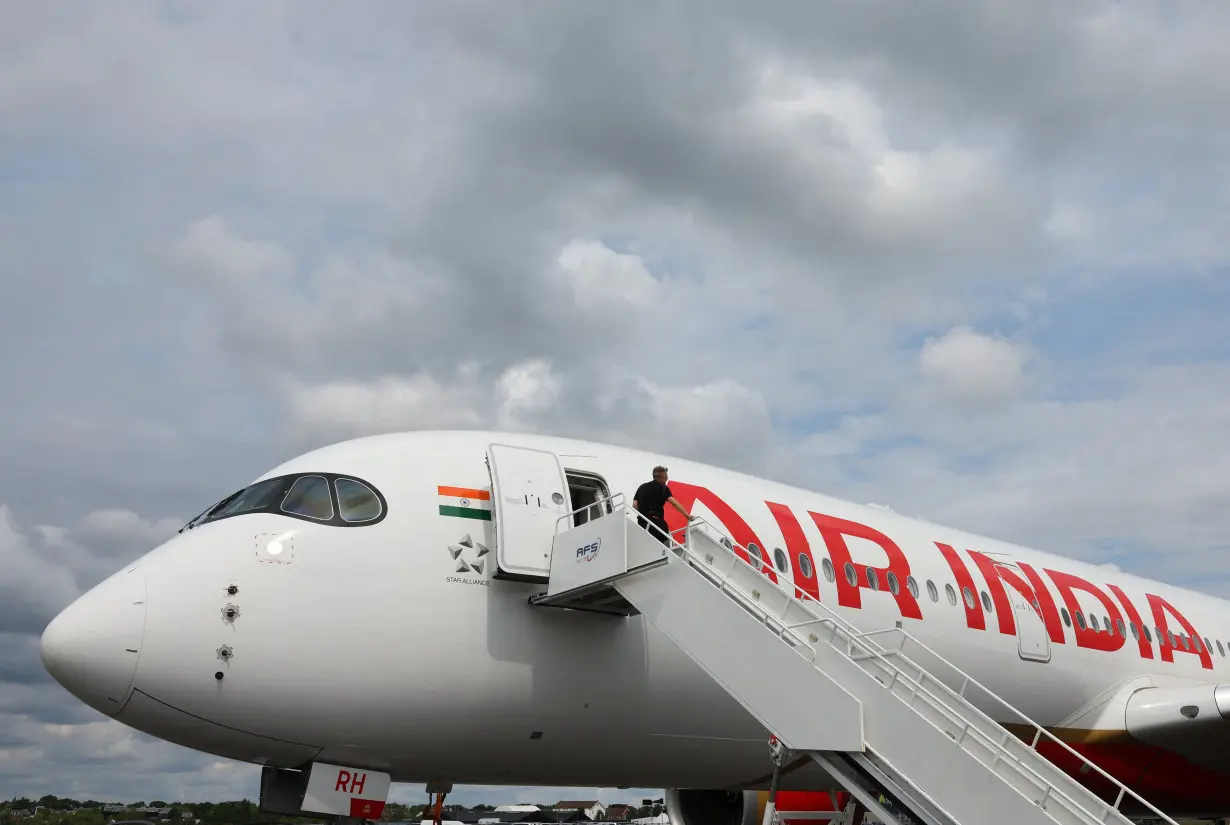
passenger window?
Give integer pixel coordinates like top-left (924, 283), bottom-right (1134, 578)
top-left (1090, 614), bottom-right (1100, 631)
top-left (962, 587), bottom-right (975, 610)
top-left (1219, 640), bottom-right (1226, 657)
top-left (747, 543), bottom-right (764, 571)
top-left (1142, 625), bottom-right (1152, 643)
top-left (799, 553), bottom-right (814, 579)
top-left (1061, 608), bottom-right (1072, 628)
top-left (945, 583), bottom-right (957, 606)
top-left (1182, 635), bottom-right (1192, 651)
top-left (906, 575), bottom-right (919, 598)
top-left (1167, 630), bottom-right (1176, 648)
top-left (926, 580), bottom-right (938, 602)
top-left (773, 548), bottom-right (788, 573)
top-left (335, 478), bottom-right (382, 522)
top-left (821, 557), bottom-right (834, 582)
top-left (980, 591), bottom-right (992, 613)
top-left (1118, 619), bottom-right (1127, 637)
top-left (1129, 622), bottom-right (1139, 641)
top-left (867, 569), bottom-right (880, 591)
top-left (887, 571), bottom-right (899, 596)
top-left (1204, 637), bottom-right (1213, 654)
top-left (1076, 611), bottom-right (1087, 630)
top-left (844, 563), bottom-right (857, 588)
top-left (282, 476), bottom-right (334, 521)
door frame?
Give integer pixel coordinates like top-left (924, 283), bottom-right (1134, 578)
top-left (1007, 585), bottom-right (1052, 664)
top-left (562, 469), bottom-right (613, 527)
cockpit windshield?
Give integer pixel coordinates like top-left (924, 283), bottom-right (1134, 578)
top-left (180, 472), bottom-right (386, 531)
top-left (209, 477), bottom-right (290, 520)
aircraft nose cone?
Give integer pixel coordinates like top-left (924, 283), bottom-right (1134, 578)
top-left (41, 567), bottom-right (147, 716)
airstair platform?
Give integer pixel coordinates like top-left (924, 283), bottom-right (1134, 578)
top-left (529, 502), bottom-right (1178, 825)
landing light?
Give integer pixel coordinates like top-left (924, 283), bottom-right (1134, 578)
top-left (256, 531), bottom-right (296, 564)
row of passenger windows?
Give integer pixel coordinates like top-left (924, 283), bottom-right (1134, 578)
top-left (190, 472), bottom-right (385, 529)
top-left (747, 543), bottom-right (1227, 658)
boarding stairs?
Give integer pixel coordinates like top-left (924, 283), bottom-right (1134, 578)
top-left (529, 497), bottom-right (1177, 825)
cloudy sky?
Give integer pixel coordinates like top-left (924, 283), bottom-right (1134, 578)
top-left (3, 0), bottom-right (1230, 809)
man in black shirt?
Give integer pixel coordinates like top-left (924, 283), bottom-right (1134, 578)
top-left (634, 465), bottom-right (692, 545)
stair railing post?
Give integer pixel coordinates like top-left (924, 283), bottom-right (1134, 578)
top-left (762, 735), bottom-right (788, 825)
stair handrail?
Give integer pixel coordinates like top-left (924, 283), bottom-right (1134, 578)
top-left (553, 492), bottom-right (699, 543)
top-left (672, 514), bottom-right (1178, 825)
top-left (551, 491), bottom-right (630, 536)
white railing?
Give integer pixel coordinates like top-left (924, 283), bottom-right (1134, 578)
top-left (667, 514), bottom-right (1177, 825)
top-left (553, 491), bottom-right (627, 534)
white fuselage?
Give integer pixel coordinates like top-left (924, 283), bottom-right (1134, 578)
top-left (39, 430), bottom-right (1230, 811)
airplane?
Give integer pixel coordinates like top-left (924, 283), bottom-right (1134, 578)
top-left (37, 429), bottom-right (1230, 825)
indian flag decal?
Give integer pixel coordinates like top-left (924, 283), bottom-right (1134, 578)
top-left (438, 486), bottom-right (492, 520)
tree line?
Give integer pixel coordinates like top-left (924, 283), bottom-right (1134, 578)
top-left (2, 798), bottom-right (665, 825)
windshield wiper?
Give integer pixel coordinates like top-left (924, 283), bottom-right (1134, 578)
top-left (180, 491), bottom-right (241, 532)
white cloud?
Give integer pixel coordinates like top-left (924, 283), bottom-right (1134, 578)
top-left (556, 240), bottom-right (659, 308)
top-left (155, 216), bottom-right (295, 290)
top-left (919, 326), bottom-right (1028, 405)
top-left (497, 359), bottom-right (562, 428)
top-left (76, 510), bottom-right (183, 557)
top-left (279, 368), bottom-right (487, 446)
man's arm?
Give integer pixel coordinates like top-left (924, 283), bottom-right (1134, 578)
top-left (667, 496), bottom-right (690, 517)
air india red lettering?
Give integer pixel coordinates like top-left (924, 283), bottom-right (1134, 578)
top-left (1045, 570), bottom-right (1125, 653)
top-left (766, 501), bottom-right (820, 601)
top-left (1016, 561), bottom-right (1066, 644)
top-left (968, 551), bottom-right (1065, 642)
top-left (810, 512), bottom-right (922, 619)
top-left (935, 542), bottom-right (985, 631)
top-left (1107, 584), bottom-right (1153, 661)
top-left (1146, 593), bottom-right (1213, 670)
top-left (666, 482), bottom-right (779, 584)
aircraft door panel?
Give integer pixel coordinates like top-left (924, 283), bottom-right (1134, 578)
top-left (1010, 588), bottom-right (1051, 663)
top-left (487, 443), bottom-right (570, 579)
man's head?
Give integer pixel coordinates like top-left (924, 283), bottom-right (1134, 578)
top-left (653, 465), bottom-right (668, 482)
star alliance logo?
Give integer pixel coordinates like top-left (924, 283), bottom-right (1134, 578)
top-left (447, 532), bottom-right (490, 581)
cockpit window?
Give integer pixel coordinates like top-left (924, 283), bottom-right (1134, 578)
top-left (183, 471), bottom-right (387, 529)
top-left (335, 478), bottom-right (382, 522)
top-left (210, 477), bottom-right (289, 520)
top-left (282, 475), bottom-right (334, 521)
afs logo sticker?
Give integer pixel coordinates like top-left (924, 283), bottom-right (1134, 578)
top-left (576, 538), bottom-right (601, 563)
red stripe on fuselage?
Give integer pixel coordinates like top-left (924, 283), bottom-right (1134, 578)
top-left (766, 500), bottom-right (820, 601)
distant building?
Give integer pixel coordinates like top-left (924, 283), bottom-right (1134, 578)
top-left (604, 805), bottom-right (634, 821)
top-left (551, 802), bottom-right (605, 821)
top-left (454, 811), bottom-right (531, 824)
top-left (631, 814), bottom-right (669, 825)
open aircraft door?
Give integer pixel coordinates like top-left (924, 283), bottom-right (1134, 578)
top-left (486, 443), bottom-right (570, 580)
